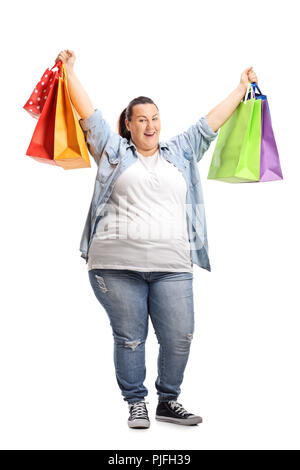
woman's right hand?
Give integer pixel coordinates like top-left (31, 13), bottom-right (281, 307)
top-left (55, 49), bottom-right (76, 72)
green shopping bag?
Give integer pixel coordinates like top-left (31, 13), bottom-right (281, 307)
top-left (207, 83), bottom-right (262, 183)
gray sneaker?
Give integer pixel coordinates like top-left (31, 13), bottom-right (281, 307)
top-left (128, 400), bottom-right (150, 429)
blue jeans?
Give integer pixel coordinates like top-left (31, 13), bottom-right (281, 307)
top-left (88, 269), bottom-right (195, 405)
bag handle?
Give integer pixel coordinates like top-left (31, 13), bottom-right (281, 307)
top-left (50, 60), bottom-right (63, 76)
top-left (250, 82), bottom-right (262, 98)
top-left (51, 61), bottom-right (68, 83)
top-left (61, 63), bottom-right (69, 89)
top-left (243, 81), bottom-right (255, 102)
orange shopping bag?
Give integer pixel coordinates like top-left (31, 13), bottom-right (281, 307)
top-left (54, 63), bottom-right (91, 170)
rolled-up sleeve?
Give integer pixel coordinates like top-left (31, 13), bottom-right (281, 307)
top-left (182, 115), bottom-right (219, 162)
top-left (79, 109), bottom-right (112, 166)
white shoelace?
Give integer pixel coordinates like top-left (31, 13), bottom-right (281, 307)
top-left (128, 401), bottom-right (149, 419)
top-left (168, 400), bottom-right (190, 417)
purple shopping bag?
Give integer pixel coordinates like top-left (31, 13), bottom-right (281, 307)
top-left (251, 83), bottom-right (283, 182)
top-left (260, 99), bottom-right (283, 181)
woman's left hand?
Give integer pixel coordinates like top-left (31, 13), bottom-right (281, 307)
top-left (239, 66), bottom-right (259, 93)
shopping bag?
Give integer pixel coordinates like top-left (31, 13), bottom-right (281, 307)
top-left (250, 83), bottom-right (283, 182)
top-left (53, 63), bottom-right (91, 170)
top-left (207, 82), bottom-right (262, 183)
top-left (25, 69), bottom-right (60, 165)
top-left (23, 62), bottom-right (61, 119)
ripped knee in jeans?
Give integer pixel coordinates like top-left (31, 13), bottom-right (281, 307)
top-left (124, 339), bottom-right (142, 351)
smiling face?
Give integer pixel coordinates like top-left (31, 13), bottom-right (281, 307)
top-left (125, 103), bottom-right (161, 156)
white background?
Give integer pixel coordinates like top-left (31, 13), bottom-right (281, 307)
top-left (1, 0), bottom-right (299, 450)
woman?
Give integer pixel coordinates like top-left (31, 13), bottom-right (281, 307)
top-left (55, 50), bottom-right (258, 429)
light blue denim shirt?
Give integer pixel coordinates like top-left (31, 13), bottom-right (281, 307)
top-left (78, 109), bottom-right (219, 272)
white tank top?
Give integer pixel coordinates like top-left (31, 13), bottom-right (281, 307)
top-left (87, 148), bottom-right (193, 272)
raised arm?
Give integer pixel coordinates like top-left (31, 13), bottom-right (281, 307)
top-left (66, 70), bottom-right (95, 120)
top-left (55, 50), bottom-right (94, 119)
top-left (205, 66), bottom-right (259, 132)
top-left (169, 67), bottom-right (259, 163)
top-left (55, 50), bottom-right (114, 166)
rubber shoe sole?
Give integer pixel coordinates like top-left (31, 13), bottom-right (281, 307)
top-left (155, 415), bottom-right (202, 425)
top-left (128, 418), bottom-right (150, 429)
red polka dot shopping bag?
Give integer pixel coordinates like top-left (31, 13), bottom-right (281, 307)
top-left (23, 63), bottom-right (58, 119)
top-left (25, 62), bottom-right (61, 166)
